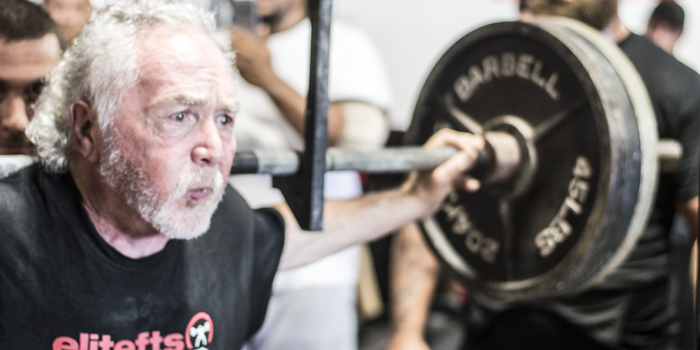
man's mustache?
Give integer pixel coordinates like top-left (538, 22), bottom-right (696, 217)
top-left (178, 167), bottom-right (225, 195)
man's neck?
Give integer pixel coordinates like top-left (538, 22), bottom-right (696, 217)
top-left (603, 14), bottom-right (631, 44)
top-left (83, 203), bottom-right (170, 259)
top-left (70, 160), bottom-right (169, 259)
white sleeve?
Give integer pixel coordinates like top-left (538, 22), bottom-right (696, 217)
top-left (328, 22), bottom-right (394, 113)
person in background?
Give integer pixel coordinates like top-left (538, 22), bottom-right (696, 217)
top-left (0, 0), bottom-right (64, 155)
top-left (42, 0), bottom-right (92, 44)
top-left (388, 0), bottom-right (700, 349)
top-left (645, 1), bottom-right (685, 55)
top-left (228, 0), bottom-right (394, 349)
top-left (519, 0), bottom-right (533, 20)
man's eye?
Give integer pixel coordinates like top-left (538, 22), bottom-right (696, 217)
top-left (218, 114), bottom-right (234, 126)
top-left (171, 112), bottom-right (187, 122)
top-left (24, 81), bottom-right (45, 103)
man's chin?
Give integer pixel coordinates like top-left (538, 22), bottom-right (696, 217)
top-left (160, 221), bottom-right (212, 240)
top-left (153, 196), bottom-right (222, 240)
top-left (157, 210), bottom-right (214, 240)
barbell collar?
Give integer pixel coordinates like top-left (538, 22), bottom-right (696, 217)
top-left (658, 139), bottom-right (683, 172)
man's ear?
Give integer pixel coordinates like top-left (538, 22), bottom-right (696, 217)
top-left (70, 100), bottom-right (100, 162)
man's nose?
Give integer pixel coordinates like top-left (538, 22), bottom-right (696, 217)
top-left (1, 95), bottom-right (29, 133)
top-left (191, 117), bottom-right (224, 166)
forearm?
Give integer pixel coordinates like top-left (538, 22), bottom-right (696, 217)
top-left (390, 223), bottom-right (440, 339)
top-left (261, 75), bottom-right (344, 145)
top-left (277, 186), bottom-right (429, 270)
top-left (276, 129), bottom-right (484, 270)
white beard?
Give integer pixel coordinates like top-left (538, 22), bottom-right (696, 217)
top-left (99, 140), bottom-right (225, 240)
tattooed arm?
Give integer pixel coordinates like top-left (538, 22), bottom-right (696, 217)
top-left (387, 222), bottom-right (440, 350)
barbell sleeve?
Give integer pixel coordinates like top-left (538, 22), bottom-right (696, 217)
top-left (658, 139), bottom-right (683, 172)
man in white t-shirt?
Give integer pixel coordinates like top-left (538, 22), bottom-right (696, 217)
top-left (227, 0), bottom-right (393, 349)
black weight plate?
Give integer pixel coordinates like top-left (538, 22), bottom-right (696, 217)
top-left (407, 20), bottom-right (646, 300)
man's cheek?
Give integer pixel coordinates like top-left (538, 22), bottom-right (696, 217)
top-left (147, 168), bottom-right (177, 201)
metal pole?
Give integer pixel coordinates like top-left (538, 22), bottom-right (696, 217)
top-left (272, 0), bottom-right (332, 231)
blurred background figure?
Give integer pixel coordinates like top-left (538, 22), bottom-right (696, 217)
top-left (226, 0), bottom-right (393, 349)
top-left (42, 0), bottom-right (92, 44)
top-left (519, 0), bottom-right (533, 20)
top-left (645, 1), bottom-right (685, 54)
top-left (0, 0), bottom-right (64, 155)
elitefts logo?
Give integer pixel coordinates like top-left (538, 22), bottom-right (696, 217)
top-left (186, 312), bottom-right (214, 350)
top-left (52, 312), bottom-right (214, 350)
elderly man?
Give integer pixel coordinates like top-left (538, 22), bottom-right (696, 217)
top-left (0, 0), bottom-right (484, 348)
top-left (388, 0), bottom-right (700, 349)
top-left (0, 0), bottom-right (64, 155)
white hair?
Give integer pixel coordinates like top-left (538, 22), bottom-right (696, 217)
top-left (27, 0), bottom-right (234, 173)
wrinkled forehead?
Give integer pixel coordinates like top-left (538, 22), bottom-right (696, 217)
top-left (133, 24), bottom-right (237, 100)
top-left (135, 24), bottom-right (230, 73)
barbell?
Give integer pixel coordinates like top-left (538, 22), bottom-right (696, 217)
top-left (0, 139), bottom-right (679, 181)
top-left (0, 17), bottom-right (685, 301)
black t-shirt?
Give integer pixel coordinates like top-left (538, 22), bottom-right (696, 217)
top-left (466, 34), bottom-right (700, 349)
top-left (0, 164), bottom-right (285, 349)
